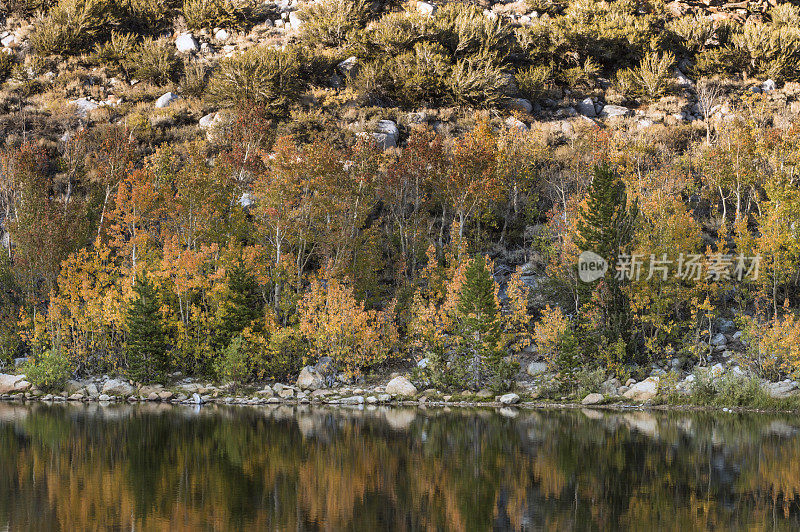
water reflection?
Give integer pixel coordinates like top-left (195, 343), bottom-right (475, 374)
top-left (0, 402), bottom-right (799, 530)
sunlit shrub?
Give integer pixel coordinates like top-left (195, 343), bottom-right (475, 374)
top-left (23, 348), bottom-right (71, 391)
top-left (299, 0), bottom-right (370, 48)
top-left (516, 64), bottom-right (553, 101)
top-left (447, 58), bottom-right (507, 107)
top-left (30, 0), bottom-right (113, 55)
top-left (740, 314), bottom-right (800, 380)
top-left (130, 37), bottom-right (183, 85)
top-left (206, 46), bottom-right (305, 112)
top-left (182, 0), bottom-right (262, 31)
top-left (92, 31), bottom-right (138, 80)
top-left (299, 275), bottom-right (398, 375)
top-left (615, 51), bottom-right (674, 101)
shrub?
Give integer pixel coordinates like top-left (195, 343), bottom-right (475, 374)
top-left (130, 37), bottom-right (182, 85)
top-left (358, 11), bottom-right (429, 56)
top-left (730, 8), bottom-right (800, 82)
top-left (299, 0), bottom-right (370, 48)
top-left (516, 64), bottom-right (553, 101)
top-left (29, 0), bottom-right (114, 56)
top-left (615, 51), bottom-right (674, 101)
top-left (259, 326), bottom-right (306, 380)
top-left (0, 51), bottom-right (14, 84)
top-left (23, 348), bottom-right (71, 391)
top-left (182, 60), bottom-right (209, 98)
top-left (389, 41), bottom-right (452, 105)
top-left (118, 0), bottom-right (174, 33)
top-left (534, 305), bottom-right (576, 371)
top-left (740, 314), bottom-right (800, 380)
top-left (432, 3), bottom-right (513, 61)
top-left (206, 46), bottom-right (305, 113)
top-left (182, 0), bottom-right (263, 31)
top-left (299, 275), bottom-right (397, 376)
top-left (551, 0), bottom-right (666, 70)
top-left (447, 58), bottom-right (507, 107)
top-left (666, 14), bottom-right (716, 56)
top-left (214, 333), bottom-right (250, 388)
top-left (92, 31), bottom-right (138, 80)
top-left (4, 0), bottom-right (57, 16)
top-left (558, 57), bottom-right (598, 89)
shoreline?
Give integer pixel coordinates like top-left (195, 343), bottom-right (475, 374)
top-left (3, 394), bottom-right (800, 416)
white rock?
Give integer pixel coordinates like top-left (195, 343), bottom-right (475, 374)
top-left (527, 362), bottom-right (548, 376)
top-left (762, 79), bottom-right (776, 92)
top-left (600, 105), bottom-right (633, 118)
top-left (337, 56), bottom-right (358, 77)
top-left (581, 393), bottom-right (604, 405)
top-left (175, 33), bottom-right (199, 53)
top-left (288, 11), bottom-right (303, 30)
top-left (372, 120), bottom-right (399, 149)
top-left (1, 34), bottom-right (15, 47)
top-left (199, 112), bottom-right (217, 129)
top-left (214, 28), bottom-right (230, 41)
top-left (98, 394), bottom-right (111, 401)
top-left (499, 393), bottom-right (520, 405)
top-left (155, 92), bottom-right (179, 108)
top-left (385, 376), bottom-right (417, 397)
top-left (623, 377), bottom-right (659, 402)
top-left (0, 374), bottom-right (25, 394)
top-left (71, 98), bottom-right (99, 117)
top-left (576, 97), bottom-right (596, 117)
top-left (296, 366), bottom-right (325, 390)
top-left (101, 379), bottom-right (134, 396)
top-left (416, 1), bottom-right (436, 15)
top-left (505, 116), bottom-right (528, 131)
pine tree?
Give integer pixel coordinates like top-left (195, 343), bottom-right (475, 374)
top-left (125, 274), bottom-right (169, 383)
top-left (576, 164), bottom-right (639, 365)
top-left (453, 255), bottom-right (514, 392)
top-left (215, 261), bottom-right (263, 349)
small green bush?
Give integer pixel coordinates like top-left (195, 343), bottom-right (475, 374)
top-left (615, 51), bottom-right (674, 101)
top-left (182, 60), bottom-right (209, 97)
top-left (447, 58), bottom-right (507, 107)
top-left (0, 51), bottom-right (15, 84)
top-left (299, 0), bottom-right (370, 48)
top-left (92, 31), bottom-right (138, 80)
top-left (131, 37), bottom-right (182, 85)
top-left (23, 349), bottom-right (71, 391)
top-left (215, 334), bottom-right (250, 388)
top-left (730, 7), bottom-right (800, 82)
top-left (433, 3), bottom-right (513, 61)
top-left (516, 64), bottom-right (553, 101)
top-left (206, 46), bottom-right (305, 113)
top-left (257, 327), bottom-right (306, 381)
top-left (666, 14), bottom-right (716, 56)
top-left (358, 11), bottom-right (429, 56)
top-left (30, 0), bottom-right (114, 56)
top-left (389, 41), bottom-right (452, 105)
top-left (182, 0), bottom-right (263, 31)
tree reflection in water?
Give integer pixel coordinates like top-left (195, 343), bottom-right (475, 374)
top-left (0, 403), bottom-right (799, 530)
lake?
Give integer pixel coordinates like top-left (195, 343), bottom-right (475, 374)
top-left (0, 403), bottom-right (799, 530)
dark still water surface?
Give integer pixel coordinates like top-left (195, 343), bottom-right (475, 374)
top-left (1, 404), bottom-right (800, 531)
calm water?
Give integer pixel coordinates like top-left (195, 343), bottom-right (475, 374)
top-left (1, 403), bottom-right (800, 531)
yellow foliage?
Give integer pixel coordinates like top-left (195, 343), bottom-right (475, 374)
top-left (299, 274), bottom-right (398, 375)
